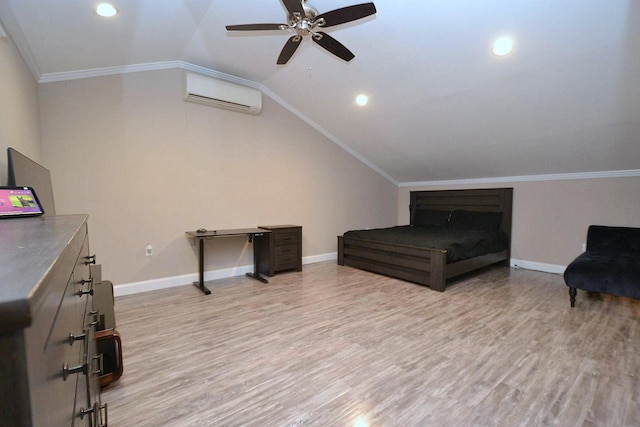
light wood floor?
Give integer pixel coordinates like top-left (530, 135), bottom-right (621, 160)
top-left (102, 262), bottom-right (640, 426)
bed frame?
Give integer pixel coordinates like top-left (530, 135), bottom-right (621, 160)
top-left (337, 188), bottom-right (513, 292)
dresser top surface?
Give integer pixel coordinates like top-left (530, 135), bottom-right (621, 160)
top-left (0, 215), bottom-right (88, 332)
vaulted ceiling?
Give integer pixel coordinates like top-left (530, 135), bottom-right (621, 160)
top-left (1, 0), bottom-right (639, 184)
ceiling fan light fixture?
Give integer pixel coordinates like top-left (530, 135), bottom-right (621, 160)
top-left (493, 36), bottom-right (514, 56)
top-left (96, 3), bottom-right (118, 18)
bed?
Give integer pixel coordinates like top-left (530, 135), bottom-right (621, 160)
top-left (337, 188), bottom-right (513, 292)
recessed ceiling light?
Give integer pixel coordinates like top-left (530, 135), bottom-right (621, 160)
top-left (355, 94), bottom-right (368, 106)
top-left (96, 3), bottom-right (118, 18)
top-left (493, 36), bottom-right (514, 56)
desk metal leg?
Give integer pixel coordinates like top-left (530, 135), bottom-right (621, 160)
top-left (193, 238), bottom-right (212, 295)
top-left (246, 233), bottom-right (268, 284)
top-left (246, 272), bottom-right (268, 284)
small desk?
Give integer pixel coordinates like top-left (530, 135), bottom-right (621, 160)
top-left (185, 228), bottom-right (272, 295)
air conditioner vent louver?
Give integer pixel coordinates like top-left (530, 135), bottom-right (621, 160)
top-left (184, 72), bottom-right (262, 114)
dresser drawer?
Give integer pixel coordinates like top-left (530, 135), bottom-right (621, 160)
top-left (73, 374), bottom-right (90, 427)
top-left (38, 276), bottom-right (83, 427)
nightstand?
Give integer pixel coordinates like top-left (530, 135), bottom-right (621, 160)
top-left (255, 225), bottom-right (302, 277)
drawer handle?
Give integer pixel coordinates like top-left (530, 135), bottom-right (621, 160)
top-left (78, 278), bottom-right (94, 297)
top-left (79, 402), bottom-right (108, 426)
top-left (85, 254), bottom-right (97, 265)
top-left (78, 403), bottom-right (96, 420)
top-left (77, 288), bottom-right (94, 297)
top-left (62, 362), bottom-right (87, 380)
top-left (68, 332), bottom-right (86, 346)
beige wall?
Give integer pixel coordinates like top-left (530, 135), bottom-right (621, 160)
top-left (399, 177), bottom-right (640, 268)
top-left (39, 69), bottom-right (398, 285)
top-left (0, 30), bottom-right (41, 184)
top-left (5, 28), bottom-right (638, 285)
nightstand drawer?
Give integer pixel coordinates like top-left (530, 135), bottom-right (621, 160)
top-left (273, 246), bottom-right (298, 270)
top-left (274, 245), bottom-right (297, 258)
top-left (274, 231), bottom-right (299, 245)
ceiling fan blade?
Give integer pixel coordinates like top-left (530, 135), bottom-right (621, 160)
top-left (312, 32), bottom-right (355, 62)
top-left (315, 3), bottom-right (377, 28)
top-left (226, 23), bottom-right (288, 31)
top-left (277, 36), bottom-right (303, 64)
top-left (281, 0), bottom-right (305, 17)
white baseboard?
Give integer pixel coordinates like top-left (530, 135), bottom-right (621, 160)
top-left (510, 258), bottom-right (566, 275)
top-left (301, 252), bottom-right (337, 264)
top-left (113, 252), bottom-right (338, 297)
top-left (114, 254), bottom-right (563, 297)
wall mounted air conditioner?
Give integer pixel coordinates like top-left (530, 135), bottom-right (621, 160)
top-left (184, 72), bottom-right (262, 115)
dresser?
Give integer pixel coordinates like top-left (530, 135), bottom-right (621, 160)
top-left (255, 225), bottom-right (302, 277)
top-left (0, 215), bottom-right (106, 427)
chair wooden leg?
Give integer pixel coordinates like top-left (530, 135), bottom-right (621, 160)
top-left (569, 287), bottom-right (576, 307)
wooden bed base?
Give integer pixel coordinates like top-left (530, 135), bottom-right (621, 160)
top-left (337, 188), bottom-right (513, 292)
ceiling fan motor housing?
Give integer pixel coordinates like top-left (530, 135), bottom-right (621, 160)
top-left (289, 3), bottom-right (321, 36)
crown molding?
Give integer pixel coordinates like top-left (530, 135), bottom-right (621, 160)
top-left (38, 60), bottom-right (262, 90)
top-left (398, 169), bottom-right (640, 187)
top-left (38, 61), bottom-right (183, 83)
top-left (0, 8), bottom-right (42, 78)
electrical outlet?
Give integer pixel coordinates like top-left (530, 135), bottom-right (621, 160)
top-left (581, 243), bottom-right (586, 252)
top-left (145, 244), bottom-right (153, 256)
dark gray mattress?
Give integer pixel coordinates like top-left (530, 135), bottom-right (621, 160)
top-left (343, 225), bottom-right (508, 263)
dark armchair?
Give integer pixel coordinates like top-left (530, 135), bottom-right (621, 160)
top-left (564, 225), bottom-right (640, 307)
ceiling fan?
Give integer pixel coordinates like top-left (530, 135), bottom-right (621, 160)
top-left (225, 0), bottom-right (377, 64)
